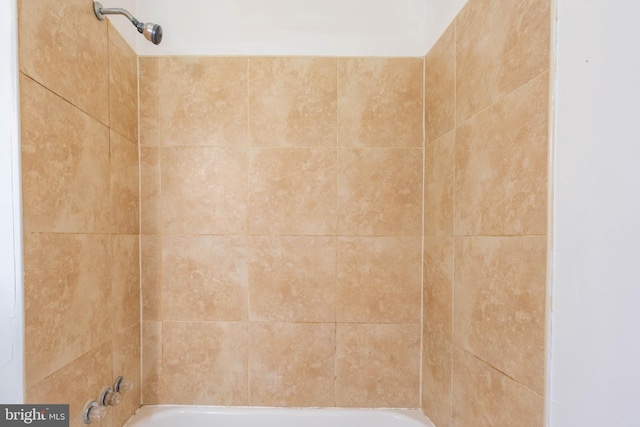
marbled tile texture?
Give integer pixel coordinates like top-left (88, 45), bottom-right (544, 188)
top-left (338, 58), bottom-right (423, 147)
top-left (422, 0), bottom-right (550, 425)
top-left (20, 8), bottom-right (140, 425)
top-left (21, 0), bottom-right (550, 419)
top-left (139, 56), bottom-right (423, 408)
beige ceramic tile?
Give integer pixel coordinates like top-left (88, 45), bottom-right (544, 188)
top-left (249, 57), bottom-right (337, 147)
top-left (455, 73), bottom-right (549, 236)
top-left (19, 0), bottom-right (109, 124)
top-left (139, 57), bottom-right (160, 147)
top-left (425, 22), bottom-right (456, 143)
top-left (108, 22), bottom-right (138, 142)
top-left (112, 235), bottom-right (140, 333)
top-left (249, 236), bottom-right (335, 322)
top-left (140, 147), bottom-right (161, 235)
top-left (158, 57), bottom-right (248, 146)
top-left (456, 0), bottom-right (550, 123)
top-left (422, 333), bottom-right (453, 427)
top-left (20, 74), bottom-right (110, 233)
top-left (337, 148), bottom-right (422, 236)
top-left (24, 233), bottom-right (111, 387)
top-left (335, 323), bottom-right (420, 408)
top-left (110, 130), bottom-right (139, 234)
top-left (163, 235), bottom-right (248, 321)
top-left (161, 147), bottom-right (247, 235)
top-left (338, 58), bottom-right (423, 147)
top-left (424, 131), bottom-right (454, 236)
top-left (249, 323), bottom-right (335, 407)
top-left (112, 323), bottom-right (141, 427)
top-left (26, 342), bottom-right (113, 427)
top-left (249, 148), bottom-right (336, 235)
top-left (141, 235), bottom-right (162, 321)
top-left (424, 236), bottom-right (454, 340)
top-left (453, 236), bottom-right (546, 394)
top-left (452, 348), bottom-right (544, 427)
top-left (142, 321), bottom-right (163, 404)
top-left (336, 237), bottom-right (421, 323)
top-left (163, 321), bottom-right (248, 405)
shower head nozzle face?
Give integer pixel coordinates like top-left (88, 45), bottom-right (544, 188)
top-left (140, 22), bottom-right (163, 45)
top-left (150, 24), bottom-right (163, 45)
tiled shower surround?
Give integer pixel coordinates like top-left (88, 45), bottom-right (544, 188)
top-left (422, 0), bottom-right (550, 426)
top-left (18, 0), bottom-right (141, 426)
top-left (18, 0), bottom-right (551, 425)
top-left (139, 56), bottom-right (424, 407)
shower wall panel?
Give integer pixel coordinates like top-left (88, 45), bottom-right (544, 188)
top-left (421, 0), bottom-right (551, 426)
top-left (19, 0), bottom-right (141, 425)
top-left (139, 56), bottom-right (425, 408)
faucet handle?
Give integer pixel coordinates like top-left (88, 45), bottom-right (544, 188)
top-left (83, 401), bottom-right (106, 424)
top-left (114, 376), bottom-right (135, 393)
top-left (99, 387), bottom-right (121, 406)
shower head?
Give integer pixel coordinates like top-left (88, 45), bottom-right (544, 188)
top-left (93, 2), bottom-right (163, 45)
top-left (137, 22), bottom-right (163, 45)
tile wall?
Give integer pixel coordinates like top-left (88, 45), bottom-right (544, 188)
top-left (421, 0), bottom-right (550, 426)
top-left (17, 0), bottom-right (552, 423)
top-left (18, 0), bottom-right (140, 426)
top-left (139, 56), bottom-right (424, 407)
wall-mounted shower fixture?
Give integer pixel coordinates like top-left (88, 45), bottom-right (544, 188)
top-left (99, 387), bottom-right (122, 407)
top-left (93, 2), bottom-right (163, 45)
top-left (83, 401), bottom-right (106, 425)
top-left (113, 375), bottom-right (134, 393)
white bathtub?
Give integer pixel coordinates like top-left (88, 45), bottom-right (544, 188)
top-left (124, 405), bottom-right (436, 427)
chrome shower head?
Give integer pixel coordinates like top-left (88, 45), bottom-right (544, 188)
top-left (136, 21), bottom-right (163, 45)
top-left (93, 2), bottom-right (163, 45)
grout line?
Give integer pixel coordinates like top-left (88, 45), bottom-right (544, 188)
top-left (247, 321), bottom-right (251, 405)
top-left (246, 57), bottom-right (252, 406)
top-left (136, 48), bottom-right (144, 406)
top-left (452, 17), bottom-right (457, 339)
top-left (419, 53), bottom-right (426, 410)
top-left (333, 321), bottom-right (338, 407)
top-left (453, 19), bottom-right (458, 132)
top-left (157, 56), bottom-right (165, 404)
top-left (17, 71), bottom-right (110, 129)
top-left (334, 57), bottom-right (339, 408)
top-left (456, 68), bottom-right (550, 129)
top-left (105, 22), bottom-right (116, 386)
top-left (450, 18), bottom-right (458, 423)
top-left (246, 57), bottom-right (251, 335)
top-left (461, 347), bottom-right (546, 399)
top-left (159, 317), bottom-right (164, 402)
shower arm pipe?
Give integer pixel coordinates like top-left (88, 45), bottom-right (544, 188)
top-left (94, 4), bottom-right (140, 27)
top-left (93, 2), bottom-right (163, 45)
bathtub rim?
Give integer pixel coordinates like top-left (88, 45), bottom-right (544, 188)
top-left (124, 404), bottom-right (436, 427)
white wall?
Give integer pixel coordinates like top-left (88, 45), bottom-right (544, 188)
top-left (134, 0), bottom-right (428, 56)
top-left (550, 1), bottom-right (640, 426)
top-left (0, 0), bottom-right (24, 404)
top-left (424, 0), bottom-right (468, 51)
top-left (104, 0), bottom-right (470, 57)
